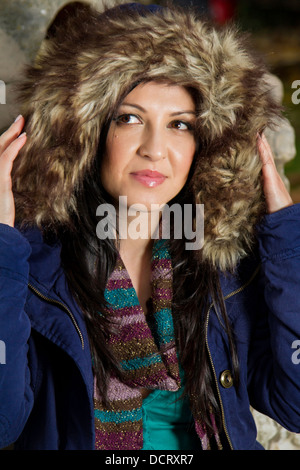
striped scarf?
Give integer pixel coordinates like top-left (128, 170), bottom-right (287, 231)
top-left (94, 239), bottom-right (222, 450)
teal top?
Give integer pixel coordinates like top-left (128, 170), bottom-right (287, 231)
top-left (141, 387), bottom-right (200, 450)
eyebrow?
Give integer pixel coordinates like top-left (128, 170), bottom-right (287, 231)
top-left (120, 102), bottom-right (196, 116)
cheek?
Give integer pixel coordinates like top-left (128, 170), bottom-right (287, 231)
top-left (100, 147), bottom-right (117, 193)
top-left (101, 134), bottom-right (121, 177)
top-left (104, 130), bottom-right (136, 170)
top-left (175, 142), bottom-right (196, 179)
top-left (100, 136), bottom-right (131, 194)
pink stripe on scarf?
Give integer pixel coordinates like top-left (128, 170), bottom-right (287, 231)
top-left (94, 376), bottom-right (141, 402)
top-left (95, 429), bottom-right (143, 450)
top-left (110, 312), bottom-right (146, 326)
top-left (109, 269), bottom-right (129, 280)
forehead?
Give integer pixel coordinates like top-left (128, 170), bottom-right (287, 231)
top-left (120, 81), bottom-right (196, 111)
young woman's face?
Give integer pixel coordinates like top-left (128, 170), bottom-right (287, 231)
top-left (101, 81), bottom-right (196, 210)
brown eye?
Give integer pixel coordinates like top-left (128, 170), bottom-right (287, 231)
top-left (114, 114), bottom-right (141, 124)
top-left (169, 120), bottom-right (193, 131)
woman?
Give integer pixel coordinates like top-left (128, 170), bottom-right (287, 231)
top-left (0, 2), bottom-right (299, 450)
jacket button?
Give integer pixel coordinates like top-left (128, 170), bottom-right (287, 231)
top-left (220, 370), bottom-right (233, 388)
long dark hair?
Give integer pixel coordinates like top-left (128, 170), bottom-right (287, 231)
top-left (59, 82), bottom-right (239, 435)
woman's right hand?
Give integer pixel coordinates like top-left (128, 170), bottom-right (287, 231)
top-left (0, 115), bottom-right (27, 227)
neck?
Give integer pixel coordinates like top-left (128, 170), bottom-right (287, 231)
top-left (119, 233), bottom-right (154, 260)
top-left (117, 204), bottom-right (163, 252)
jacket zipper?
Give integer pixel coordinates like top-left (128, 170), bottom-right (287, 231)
top-left (205, 264), bottom-right (261, 450)
top-left (28, 283), bottom-right (85, 350)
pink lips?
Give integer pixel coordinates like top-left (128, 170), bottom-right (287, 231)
top-left (131, 170), bottom-right (166, 188)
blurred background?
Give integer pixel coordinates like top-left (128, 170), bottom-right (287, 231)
top-left (0, 0), bottom-right (300, 450)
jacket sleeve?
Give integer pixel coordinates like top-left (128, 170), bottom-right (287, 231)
top-left (0, 223), bottom-right (34, 448)
top-left (248, 203), bottom-right (300, 432)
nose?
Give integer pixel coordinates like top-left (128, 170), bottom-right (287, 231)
top-left (138, 124), bottom-right (167, 161)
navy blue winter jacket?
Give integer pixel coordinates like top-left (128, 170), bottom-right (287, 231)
top-left (1, 204), bottom-right (300, 450)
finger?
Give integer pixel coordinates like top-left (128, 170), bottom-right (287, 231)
top-left (257, 132), bottom-right (275, 167)
top-left (0, 115), bottom-right (25, 154)
top-left (257, 133), bottom-right (293, 213)
top-left (257, 133), bottom-right (279, 184)
top-left (0, 132), bottom-right (27, 186)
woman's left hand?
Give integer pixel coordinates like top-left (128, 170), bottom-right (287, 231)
top-left (257, 132), bottom-right (294, 214)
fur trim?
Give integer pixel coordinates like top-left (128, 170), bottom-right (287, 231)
top-left (13, 2), bottom-right (281, 271)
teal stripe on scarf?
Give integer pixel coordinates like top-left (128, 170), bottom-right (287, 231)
top-left (120, 354), bottom-right (161, 371)
top-left (150, 308), bottom-right (174, 344)
top-left (152, 239), bottom-right (170, 259)
top-left (95, 408), bottom-right (142, 423)
top-left (105, 287), bottom-right (139, 307)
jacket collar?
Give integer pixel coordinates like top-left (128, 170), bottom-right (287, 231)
top-left (21, 225), bottom-right (63, 292)
top-left (21, 226), bottom-right (94, 396)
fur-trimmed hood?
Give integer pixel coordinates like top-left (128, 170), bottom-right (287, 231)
top-left (13, 1), bottom-right (280, 271)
